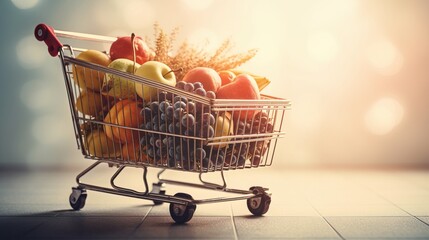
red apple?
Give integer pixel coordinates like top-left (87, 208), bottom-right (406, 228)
top-left (218, 70), bottom-right (236, 86)
top-left (182, 67), bottom-right (222, 92)
top-left (216, 74), bottom-right (260, 120)
top-left (110, 36), bottom-right (154, 65)
top-left (216, 74), bottom-right (260, 100)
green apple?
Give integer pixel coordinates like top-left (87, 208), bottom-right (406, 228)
top-left (102, 58), bottom-right (141, 99)
top-left (134, 61), bottom-right (176, 102)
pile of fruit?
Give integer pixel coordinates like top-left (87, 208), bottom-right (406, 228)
top-left (73, 31), bottom-right (274, 171)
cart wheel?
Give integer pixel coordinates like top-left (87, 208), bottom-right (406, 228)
top-left (151, 182), bottom-right (166, 205)
top-left (169, 193), bottom-right (196, 224)
top-left (69, 187), bottom-right (87, 211)
top-left (247, 188), bottom-right (271, 216)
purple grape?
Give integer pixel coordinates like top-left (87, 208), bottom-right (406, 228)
top-left (175, 145), bottom-right (182, 154)
top-left (184, 83), bottom-right (195, 92)
top-left (201, 125), bottom-right (215, 138)
top-left (159, 101), bottom-right (170, 113)
top-left (155, 139), bottom-right (163, 148)
top-left (175, 81), bottom-right (186, 90)
top-left (150, 101), bottom-right (159, 113)
top-left (147, 148), bottom-right (154, 157)
top-left (194, 87), bottom-right (206, 97)
top-left (158, 91), bottom-right (168, 101)
top-left (194, 148), bottom-right (206, 161)
top-left (166, 106), bottom-right (174, 119)
top-left (168, 147), bottom-right (175, 157)
top-left (141, 107), bottom-right (152, 120)
top-left (193, 82), bottom-right (203, 89)
top-left (173, 96), bottom-right (187, 104)
top-left (181, 113), bottom-right (196, 127)
top-left (186, 101), bottom-right (196, 114)
top-left (159, 123), bottom-right (167, 132)
top-left (206, 91), bottom-right (216, 99)
top-left (168, 123), bottom-right (176, 133)
top-left (202, 113), bottom-right (215, 126)
top-left (174, 108), bottom-right (185, 120)
top-left (173, 101), bottom-right (186, 110)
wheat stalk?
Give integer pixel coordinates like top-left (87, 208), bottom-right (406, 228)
top-left (150, 24), bottom-right (257, 80)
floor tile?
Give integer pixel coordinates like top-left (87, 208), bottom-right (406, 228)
top-left (0, 217), bottom-right (50, 239)
top-left (380, 193), bottom-right (429, 205)
top-left (397, 204), bottom-right (429, 216)
top-left (133, 216), bottom-right (235, 239)
top-left (26, 216), bottom-right (143, 239)
top-left (315, 204), bottom-right (408, 217)
top-left (326, 216), bottom-right (429, 239)
top-left (234, 216), bottom-right (340, 239)
top-left (418, 217), bottom-right (429, 225)
top-left (148, 197), bottom-right (232, 217)
top-left (231, 200), bottom-right (319, 217)
top-left (148, 203), bottom-right (171, 216)
top-left (193, 202), bottom-right (232, 216)
top-left (56, 203), bottom-right (152, 217)
top-left (0, 204), bottom-right (64, 217)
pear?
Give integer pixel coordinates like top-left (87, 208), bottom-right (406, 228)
top-left (102, 58), bottom-right (141, 99)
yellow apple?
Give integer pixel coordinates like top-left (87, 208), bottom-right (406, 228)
top-left (134, 61), bottom-right (176, 102)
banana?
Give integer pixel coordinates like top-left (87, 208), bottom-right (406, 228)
top-left (228, 69), bottom-right (271, 91)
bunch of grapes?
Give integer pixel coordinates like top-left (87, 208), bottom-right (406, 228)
top-left (225, 111), bottom-right (274, 168)
top-left (139, 81), bottom-right (225, 171)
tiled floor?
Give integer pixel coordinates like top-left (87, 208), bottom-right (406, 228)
top-left (1, 164), bottom-right (429, 239)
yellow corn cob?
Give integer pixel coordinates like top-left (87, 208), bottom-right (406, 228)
top-left (228, 69), bottom-right (271, 91)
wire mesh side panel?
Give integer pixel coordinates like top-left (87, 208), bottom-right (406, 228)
top-left (61, 48), bottom-right (289, 173)
top-left (208, 99), bottom-right (288, 171)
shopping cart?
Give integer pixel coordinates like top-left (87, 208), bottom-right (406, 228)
top-left (34, 23), bottom-right (291, 223)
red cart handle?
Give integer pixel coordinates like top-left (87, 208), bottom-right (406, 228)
top-left (34, 23), bottom-right (63, 57)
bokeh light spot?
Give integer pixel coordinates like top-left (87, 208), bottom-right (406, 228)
top-left (11, 0), bottom-right (38, 9)
top-left (31, 114), bottom-right (67, 145)
top-left (307, 32), bottom-right (339, 63)
top-left (16, 35), bottom-right (47, 69)
top-left (20, 79), bottom-right (53, 111)
top-left (365, 97), bottom-right (404, 135)
top-left (367, 38), bottom-right (403, 75)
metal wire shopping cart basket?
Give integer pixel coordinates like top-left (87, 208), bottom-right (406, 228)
top-left (34, 23), bottom-right (291, 223)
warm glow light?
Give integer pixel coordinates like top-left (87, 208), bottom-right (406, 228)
top-left (365, 97), bottom-right (404, 135)
top-left (181, 0), bottom-right (214, 10)
top-left (367, 38), bottom-right (403, 75)
top-left (307, 32), bottom-right (339, 63)
top-left (17, 35), bottom-right (47, 69)
top-left (188, 28), bottom-right (220, 52)
top-left (11, 0), bottom-right (38, 9)
top-left (308, 0), bottom-right (359, 26)
top-left (113, 0), bottom-right (155, 29)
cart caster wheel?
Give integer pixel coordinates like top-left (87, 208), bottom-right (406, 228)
top-left (69, 187), bottom-right (87, 211)
top-left (169, 193), bottom-right (196, 224)
top-left (247, 187), bottom-right (271, 216)
top-left (151, 182), bottom-right (166, 205)
top-left (152, 190), bottom-right (166, 205)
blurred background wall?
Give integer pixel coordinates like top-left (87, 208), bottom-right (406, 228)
top-left (0, 0), bottom-right (428, 170)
